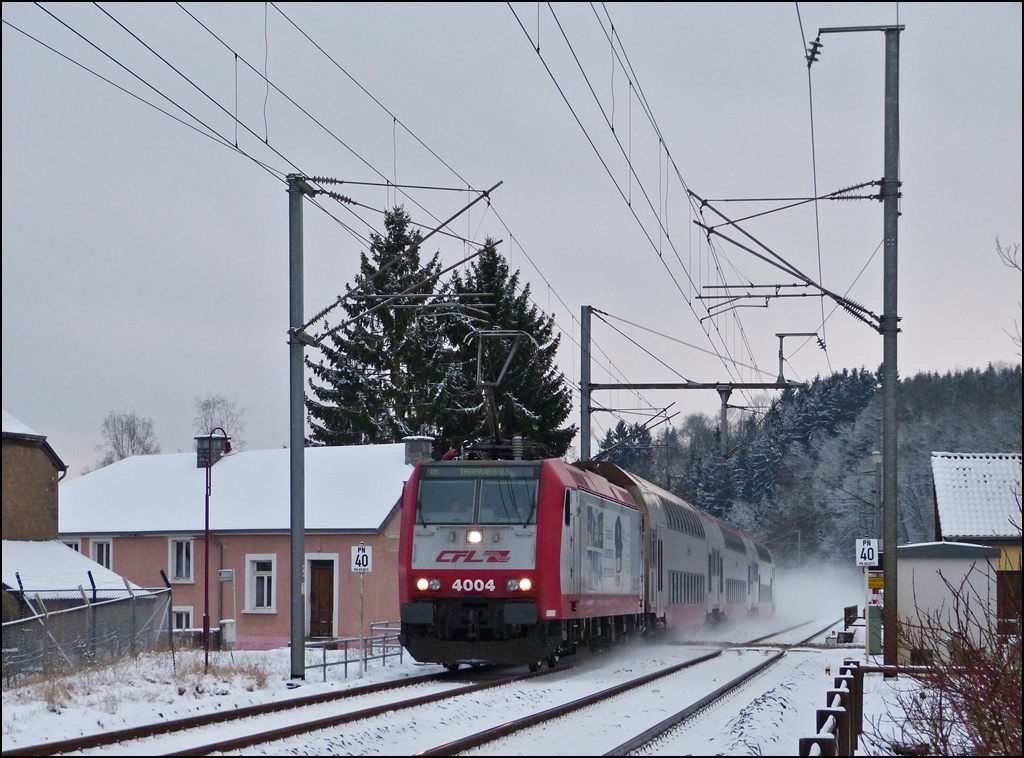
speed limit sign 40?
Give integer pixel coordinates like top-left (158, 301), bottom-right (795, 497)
top-left (856, 538), bottom-right (878, 567)
top-left (352, 544), bottom-right (373, 573)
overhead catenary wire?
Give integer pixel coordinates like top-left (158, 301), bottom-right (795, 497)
top-left (174, 2), bottom-right (486, 248)
top-left (1, 18), bottom-right (274, 174)
top-left (14, 2), bottom-right (669, 449)
top-left (554, 4), bottom-right (778, 402)
top-left (7, 12), bottom-right (382, 252)
top-left (264, 2), bottom-right (670, 432)
top-left (593, 310), bottom-right (778, 381)
top-left (795, 1), bottom-right (833, 373)
top-left (259, 4), bottom-right (657, 435)
top-left (592, 313), bottom-right (693, 383)
top-left (47, 1), bottom-right (379, 246)
top-left (788, 238), bottom-right (885, 360)
top-left (509, 3), bottom-right (759, 405)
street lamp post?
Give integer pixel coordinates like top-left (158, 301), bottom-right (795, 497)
top-left (203, 427), bottom-right (231, 673)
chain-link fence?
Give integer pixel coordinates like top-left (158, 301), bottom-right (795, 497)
top-left (2, 587), bottom-right (171, 685)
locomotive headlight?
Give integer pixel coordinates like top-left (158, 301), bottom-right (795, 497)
top-left (506, 578), bottom-right (519, 591)
top-left (429, 578), bottom-right (442, 591)
top-left (416, 577), bottom-right (429, 591)
top-left (519, 577), bottom-right (532, 591)
top-left (467, 529), bottom-right (483, 544)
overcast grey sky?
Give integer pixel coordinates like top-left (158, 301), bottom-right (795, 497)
top-left (3, 2), bottom-right (1021, 477)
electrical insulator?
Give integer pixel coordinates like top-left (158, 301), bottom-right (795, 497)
top-left (806, 37), bottom-right (823, 66)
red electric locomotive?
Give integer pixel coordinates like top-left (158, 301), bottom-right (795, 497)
top-left (398, 456), bottom-right (773, 670)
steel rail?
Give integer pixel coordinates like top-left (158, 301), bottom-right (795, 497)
top-left (604, 650), bottom-right (785, 755)
top-left (171, 664), bottom-right (570, 756)
top-left (744, 618), bottom-right (819, 645)
top-left (0, 669), bottom-right (451, 757)
top-left (672, 618), bottom-right (819, 647)
top-left (606, 617), bottom-right (843, 755)
top-left (414, 650), bottom-right (722, 756)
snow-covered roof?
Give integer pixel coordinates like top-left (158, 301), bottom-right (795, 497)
top-left (897, 541), bottom-right (1002, 560)
top-left (2, 540), bottom-right (142, 596)
top-left (932, 452), bottom-right (1022, 540)
top-left (2, 407), bottom-right (67, 472)
top-left (59, 444), bottom-right (410, 534)
top-left (2, 408), bottom-right (41, 438)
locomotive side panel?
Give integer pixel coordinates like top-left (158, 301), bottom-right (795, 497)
top-left (574, 489), bottom-right (643, 617)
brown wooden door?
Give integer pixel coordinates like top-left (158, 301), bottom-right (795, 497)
top-left (309, 560), bottom-right (334, 638)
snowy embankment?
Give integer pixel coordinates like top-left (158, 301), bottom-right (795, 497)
top-left (1, 648), bottom-right (440, 751)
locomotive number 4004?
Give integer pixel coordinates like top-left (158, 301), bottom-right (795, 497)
top-left (452, 578), bottom-right (496, 592)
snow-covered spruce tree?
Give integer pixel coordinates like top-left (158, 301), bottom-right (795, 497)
top-left (436, 240), bottom-right (576, 457)
top-left (598, 420), bottom-right (657, 480)
top-left (306, 207), bottom-right (449, 445)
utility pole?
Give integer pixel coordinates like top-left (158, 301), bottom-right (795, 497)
top-left (283, 176), bottom-right (501, 679)
top-left (287, 174), bottom-right (316, 680)
top-left (580, 306), bottom-right (592, 460)
top-left (818, 23), bottom-right (903, 670)
top-left (880, 26), bottom-right (902, 672)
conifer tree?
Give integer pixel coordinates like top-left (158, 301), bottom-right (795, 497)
top-left (437, 240), bottom-right (576, 457)
top-left (306, 207), bottom-right (448, 445)
top-left (598, 420), bottom-right (657, 480)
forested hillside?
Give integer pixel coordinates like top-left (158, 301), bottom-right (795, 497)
top-left (598, 364), bottom-right (1022, 565)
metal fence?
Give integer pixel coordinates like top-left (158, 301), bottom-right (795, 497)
top-left (2, 587), bottom-right (171, 685)
top-left (799, 659), bottom-right (863, 756)
top-left (305, 621), bottom-right (404, 681)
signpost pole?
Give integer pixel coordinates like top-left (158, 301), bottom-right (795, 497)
top-left (359, 571), bottom-right (365, 679)
top-left (856, 538), bottom-right (880, 661)
top-left (351, 542), bottom-right (372, 680)
top-left (865, 566), bottom-right (870, 662)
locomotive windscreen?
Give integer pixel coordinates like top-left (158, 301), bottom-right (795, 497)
top-left (417, 463), bottom-right (541, 525)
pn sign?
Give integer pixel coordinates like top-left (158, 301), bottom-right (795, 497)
top-left (352, 544), bottom-right (372, 573)
top-left (856, 538), bottom-right (879, 567)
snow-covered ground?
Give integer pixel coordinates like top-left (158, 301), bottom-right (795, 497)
top-left (2, 564), bottom-right (915, 755)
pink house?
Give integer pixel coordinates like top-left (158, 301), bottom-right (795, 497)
top-left (59, 440), bottom-right (423, 650)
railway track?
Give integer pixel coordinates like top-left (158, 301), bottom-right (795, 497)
top-left (2, 618), bottom-right (840, 756)
top-left (0, 667), bottom-right (561, 757)
top-left (415, 617), bottom-right (842, 756)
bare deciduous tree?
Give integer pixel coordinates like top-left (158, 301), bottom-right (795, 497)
top-left (83, 410), bottom-right (160, 473)
top-left (997, 237), bottom-right (1022, 358)
top-left (192, 393), bottom-right (246, 449)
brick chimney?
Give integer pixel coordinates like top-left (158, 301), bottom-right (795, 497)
top-left (195, 434), bottom-right (231, 468)
top-left (403, 436), bottom-right (433, 465)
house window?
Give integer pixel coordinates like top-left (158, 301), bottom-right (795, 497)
top-left (63, 540), bottom-right (80, 552)
top-left (169, 538), bottom-right (194, 582)
top-left (172, 607), bottom-right (193, 630)
top-left (92, 540), bottom-right (112, 569)
top-left (246, 554), bottom-right (276, 612)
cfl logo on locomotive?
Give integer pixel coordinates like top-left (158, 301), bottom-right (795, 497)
top-left (435, 549), bottom-right (511, 563)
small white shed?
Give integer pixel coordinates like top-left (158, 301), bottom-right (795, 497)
top-left (896, 541), bottom-right (1000, 664)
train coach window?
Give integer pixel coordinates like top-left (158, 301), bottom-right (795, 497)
top-left (417, 479), bottom-right (477, 524)
top-left (479, 479), bottom-right (538, 525)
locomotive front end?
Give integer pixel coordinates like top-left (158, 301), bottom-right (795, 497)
top-left (398, 460), bottom-right (562, 667)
